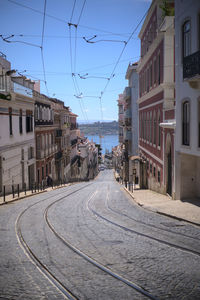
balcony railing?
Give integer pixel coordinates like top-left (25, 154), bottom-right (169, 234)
top-left (183, 50), bottom-right (200, 80)
top-left (124, 108), bottom-right (132, 119)
top-left (124, 130), bottom-right (132, 141)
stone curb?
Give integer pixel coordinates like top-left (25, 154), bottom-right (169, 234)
top-left (122, 185), bottom-right (200, 227)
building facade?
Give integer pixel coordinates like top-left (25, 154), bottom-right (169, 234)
top-left (137, 0), bottom-right (175, 196)
top-left (51, 99), bottom-right (71, 183)
top-left (0, 55), bottom-right (35, 194)
top-left (34, 91), bottom-right (57, 185)
top-left (175, 0), bottom-right (200, 199)
top-left (125, 62), bottom-right (139, 186)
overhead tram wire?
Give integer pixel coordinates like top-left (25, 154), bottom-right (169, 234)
top-left (68, 0), bottom-right (88, 122)
top-left (99, 8), bottom-right (150, 103)
top-left (40, 0), bottom-right (49, 96)
top-left (5, 0), bottom-right (134, 38)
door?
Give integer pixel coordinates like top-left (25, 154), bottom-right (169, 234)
top-left (167, 148), bottom-right (172, 196)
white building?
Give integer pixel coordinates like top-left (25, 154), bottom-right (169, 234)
top-left (0, 54), bottom-right (35, 194)
top-left (175, 0), bottom-right (200, 199)
top-left (125, 62), bottom-right (140, 185)
top-left (78, 138), bottom-right (98, 180)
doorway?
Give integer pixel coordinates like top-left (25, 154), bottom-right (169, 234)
top-left (167, 147), bottom-right (172, 196)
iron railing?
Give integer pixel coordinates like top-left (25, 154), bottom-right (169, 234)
top-left (183, 50), bottom-right (200, 79)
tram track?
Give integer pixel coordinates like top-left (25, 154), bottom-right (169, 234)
top-left (45, 190), bottom-right (159, 300)
top-left (14, 176), bottom-right (200, 300)
top-left (86, 189), bottom-right (200, 257)
top-left (15, 183), bottom-right (92, 300)
top-left (106, 186), bottom-right (200, 241)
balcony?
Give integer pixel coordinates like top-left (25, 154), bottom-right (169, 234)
top-left (124, 108), bottom-right (132, 119)
top-left (123, 87), bottom-right (131, 100)
top-left (183, 50), bottom-right (200, 89)
top-left (124, 129), bottom-right (132, 141)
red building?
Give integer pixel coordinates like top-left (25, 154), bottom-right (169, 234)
top-left (137, 0), bottom-right (175, 196)
top-left (34, 92), bottom-right (57, 185)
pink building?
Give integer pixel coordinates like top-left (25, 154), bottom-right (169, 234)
top-left (137, 0), bottom-right (175, 196)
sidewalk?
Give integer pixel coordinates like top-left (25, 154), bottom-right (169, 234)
top-left (124, 186), bottom-right (200, 226)
top-left (0, 183), bottom-right (70, 206)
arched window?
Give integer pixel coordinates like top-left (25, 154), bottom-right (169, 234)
top-left (182, 101), bottom-right (190, 145)
top-left (153, 111), bottom-right (157, 145)
top-left (183, 20), bottom-right (191, 58)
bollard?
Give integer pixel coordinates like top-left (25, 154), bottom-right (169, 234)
top-left (3, 186), bottom-right (5, 203)
top-left (12, 185), bottom-right (15, 198)
top-left (38, 183), bottom-right (39, 192)
top-left (17, 184), bottom-right (20, 197)
top-left (32, 183), bottom-right (34, 193)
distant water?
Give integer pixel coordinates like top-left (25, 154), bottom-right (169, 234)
top-left (87, 135), bottom-right (118, 154)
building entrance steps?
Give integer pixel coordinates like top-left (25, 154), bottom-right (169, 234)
top-left (123, 186), bottom-right (200, 226)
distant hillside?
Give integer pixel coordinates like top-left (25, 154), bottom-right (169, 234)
top-left (78, 121), bottom-right (118, 136)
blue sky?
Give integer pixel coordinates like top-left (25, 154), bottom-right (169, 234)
top-left (0, 0), bottom-right (151, 122)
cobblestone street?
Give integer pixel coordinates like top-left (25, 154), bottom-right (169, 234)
top-left (1, 170), bottom-right (200, 299)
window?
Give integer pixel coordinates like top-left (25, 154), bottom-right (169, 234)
top-left (19, 109), bottom-right (23, 134)
top-left (28, 147), bottom-right (34, 159)
top-left (153, 112), bottom-right (157, 145)
top-left (150, 63), bottom-right (152, 88)
top-left (42, 166), bottom-right (44, 180)
top-left (147, 112), bottom-right (149, 142)
top-left (37, 169), bottom-right (40, 183)
top-left (158, 170), bottom-right (161, 183)
top-left (158, 111), bottom-right (161, 147)
top-left (9, 107), bottom-right (12, 135)
top-left (150, 112), bottom-right (152, 143)
top-left (26, 110), bottom-right (33, 133)
top-left (49, 161), bottom-right (51, 174)
top-left (153, 166), bottom-right (156, 177)
top-left (153, 58), bottom-right (156, 85)
top-left (147, 67), bottom-right (149, 92)
top-left (182, 20), bottom-right (191, 58)
top-left (46, 164), bottom-right (48, 176)
top-left (158, 53), bottom-right (161, 85)
top-left (150, 163), bottom-right (152, 173)
top-left (182, 101), bottom-right (190, 145)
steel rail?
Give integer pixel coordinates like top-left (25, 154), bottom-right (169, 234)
top-left (15, 183), bottom-right (92, 300)
top-left (105, 186), bottom-right (200, 242)
top-left (87, 192), bottom-right (200, 257)
top-left (45, 191), bottom-right (159, 300)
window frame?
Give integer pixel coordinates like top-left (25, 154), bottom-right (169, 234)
top-left (182, 20), bottom-right (191, 59)
top-left (182, 100), bottom-right (190, 146)
top-left (9, 107), bottom-right (12, 136)
top-left (158, 110), bottom-right (161, 148)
